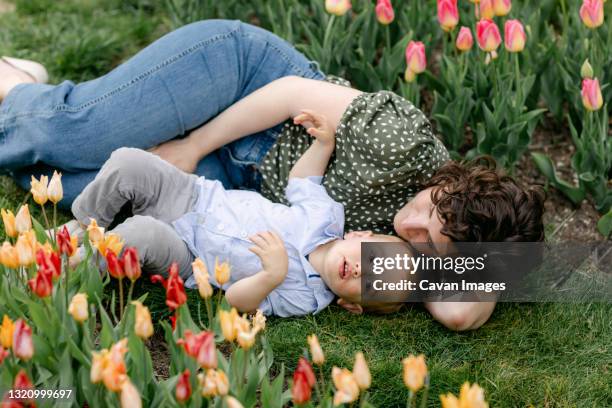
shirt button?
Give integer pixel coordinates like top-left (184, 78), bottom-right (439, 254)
top-left (198, 216), bottom-right (205, 224)
top-left (240, 231), bottom-right (248, 238)
top-left (217, 223), bottom-right (224, 231)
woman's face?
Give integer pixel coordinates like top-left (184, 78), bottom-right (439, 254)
top-left (393, 187), bottom-right (451, 254)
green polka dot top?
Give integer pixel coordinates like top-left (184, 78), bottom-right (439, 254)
top-left (259, 76), bottom-right (450, 235)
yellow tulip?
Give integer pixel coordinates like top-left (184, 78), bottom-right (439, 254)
top-left (219, 309), bottom-right (237, 342)
top-left (0, 242), bottom-right (19, 269)
top-left (87, 218), bottom-right (105, 245)
top-left (402, 354), bottom-right (428, 392)
top-left (198, 370), bottom-right (218, 398)
top-left (215, 369), bottom-right (229, 396)
top-left (95, 233), bottom-right (124, 257)
top-left (120, 379), bottom-right (142, 408)
top-left (0, 315), bottom-right (15, 348)
top-left (90, 349), bottom-right (109, 384)
top-left (214, 257), bottom-right (230, 286)
top-left (1, 209), bottom-right (17, 238)
top-left (252, 309), bottom-right (266, 333)
top-left (131, 301), bottom-right (153, 339)
top-left (192, 258), bottom-right (213, 299)
top-left (307, 334), bottom-right (325, 366)
top-left (30, 175), bottom-right (49, 206)
top-left (14, 205), bottom-right (32, 234)
top-left (15, 232), bottom-right (36, 266)
top-left (352, 352), bottom-right (371, 390)
top-left (237, 329), bottom-right (256, 350)
top-left (68, 293), bottom-right (89, 323)
top-left (47, 171), bottom-right (63, 204)
top-left (440, 382), bottom-right (488, 408)
top-left (332, 367), bottom-right (360, 406)
top-left (225, 396), bottom-right (245, 408)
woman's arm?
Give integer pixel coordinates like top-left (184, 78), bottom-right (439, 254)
top-left (149, 76), bottom-right (361, 173)
top-left (424, 301), bottom-right (496, 331)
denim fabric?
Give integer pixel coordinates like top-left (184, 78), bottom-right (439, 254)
top-left (0, 19), bottom-right (324, 208)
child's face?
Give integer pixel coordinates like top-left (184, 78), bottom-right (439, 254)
top-left (320, 231), bottom-right (404, 304)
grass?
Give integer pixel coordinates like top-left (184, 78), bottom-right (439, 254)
top-left (1, 1), bottom-right (610, 407)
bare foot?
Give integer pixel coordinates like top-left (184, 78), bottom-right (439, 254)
top-left (0, 60), bottom-right (35, 100)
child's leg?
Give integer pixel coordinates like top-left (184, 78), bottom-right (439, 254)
top-left (112, 215), bottom-right (194, 279)
top-left (71, 147), bottom-right (199, 228)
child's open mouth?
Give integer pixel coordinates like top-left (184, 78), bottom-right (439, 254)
top-left (338, 257), bottom-right (350, 280)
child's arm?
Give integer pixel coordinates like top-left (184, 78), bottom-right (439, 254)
top-left (225, 231), bottom-right (289, 313)
top-left (289, 110), bottom-right (336, 179)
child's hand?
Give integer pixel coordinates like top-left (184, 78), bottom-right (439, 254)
top-left (293, 109), bottom-right (335, 148)
top-left (248, 231), bottom-right (289, 284)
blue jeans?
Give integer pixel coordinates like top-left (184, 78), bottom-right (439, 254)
top-left (0, 20), bottom-right (324, 209)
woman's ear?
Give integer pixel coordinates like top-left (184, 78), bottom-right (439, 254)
top-left (343, 230), bottom-right (374, 240)
top-left (337, 298), bottom-right (364, 314)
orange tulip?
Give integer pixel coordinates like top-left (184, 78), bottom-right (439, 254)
top-left (192, 258), bottom-right (213, 299)
top-left (325, 0), bottom-right (352, 16)
top-left (437, 0), bottom-right (459, 32)
top-left (307, 334), bottom-right (325, 365)
top-left (0, 315), bottom-right (14, 349)
top-left (332, 366), bottom-right (360, 406)
top-left (493, 0), bottom-right (511, 17)
top-left (12, 319), bottom-right (34, 361)
top-left (87, 218), bottom-right (105, 245)
top-left (0, 242), bottom-right (19, 269)
top-left (237, 329), bottom-right (256, 350)
top-left (95, 232), bottom-right (124, 257)
top-left (580, 0), bottom-right (604, 29)
top-left (1, 209), bottom-right (17, 238)
top-left (47, 170), bottom-right (63, 204)
top-left (120, 379), bottom-right (142, 408)
top-left (581, 78), bottom-right (604, 111)
top-left (353, 352), bottom-right (371, 390)
top-left (219, 308), bottom-right (237, 342)
top-left (402, 354), bottom-right (428, 392)
top-left (14, 205), bottom-right (31, 234)
top-left (375, 0), bottom-right (395, 25)
top-left (504, 19), bottom-right (526, 52)
top-left (476, 19), bottom-right (502, 52)
top-left (214, 257), bottom-right (231, 285)
top-left (15, 232), bottom-right (36, 267)
top-left (440, 382), bottom-right (489, 408)
top-left (30, 175), bottom-right (49, 206)
top-left (456, 27), bottom-right (474, 52)
top-left (91, 338), bottom-right (129, 392)
top-left (131, 301), bottom-right (153, 339)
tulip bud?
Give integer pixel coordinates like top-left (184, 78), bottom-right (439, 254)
top-left (493, 0), bottom-right (511, 16)
top-left (332, 366), bottom-right (360, 406)
top-left (404, 68), bottom-right (417, 83)
top-left (192, 258), bottom-right (213, 299)
top-left (214, 258), bottom-right (231, 286)
top-left (479, 0), bottom-right (495, 19)
top-left (441, 382), bottom-right (488, 408)
top-left (30, 175), bottom-right (49, 206)
top-left (252, 309), bottom-right (266, 333)
top-left (87, 218), bottom-right (105, 245)
top-left (14, 205), bottom-right (32, 234)
top-left (47, 171), bottom-right (63, 204)
top-left (325, 0), bottom-right (352, 16)
top-left (122, 247), bottom-right (141, 282)
top-left (405, 41), bottom-right (427, 74)
top-left (57, 225), bottom-right (76, 257)
top-left (437, 0), bottom-right (459, 32)
top-left (68, 293), bottom-right (89, 323)
top-left (402, 354), bottom-right (428, 392)
top-left (0, 315), bottom-right (14, 349)
top-left (90, 350), bottom-right (107, 384)
top-left (131, 301), bottom-right (154, 339)
top-left (580, 59), bottom-right (594, 79)
top-left (580, 0), bottom-right (604, 29)
top-left (237, 329), bottom-right (256, 350)
top-left (106, 251), bottom-right (125, 279)
top-left (120, 380), bottom-right (141, 408)
top-left (15, 232), bottom-right (35, 267)
top-left (176, 369), bottom-right (192, 403)
top-left (1, 209), bottom-right (17, 239)
top-left (504, 19), bottom-right (526, 53)
top-left (456, 27), bottom-right (474, 52)
top-left (225, 396), bottom-right (245, 408)
top-left (28, 269), bottom-right (53, 298)
top-left (375, 0), bottom-right (395, 25)
top-left (0, 242), bottom-right (19, 269)
top-left (353, 352), bottom-right (371, 390)
top-left (13, 369), bottom-right (35, 406)
top-left (581, 78), bottom-right (604, 111)
top-left (12, 319), bottom-right (34, 361)
top-left (307, 334), bottom-right (325, 365)
top-left (219, 309), bottom-right (236, 342)
top-left (476, 19), bottom-right (502, 52)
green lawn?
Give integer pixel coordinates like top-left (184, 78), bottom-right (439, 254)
top-left (1, 1), bottom-right (610, 407)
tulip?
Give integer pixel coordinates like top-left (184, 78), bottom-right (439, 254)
top-left (437, 0), bottom-right (459, 32)
top-left (440, 382), bottom-right (488, 408)
top-left (307, 334), bottom-right (325, 365)
top-left (68, 293), bottom-right (89, 323)
top-left (47, 170), bottom-right (63, 204)
top-left (151, 262), bottom-right (187, 311)
top-left (28, 268), bottom-right (53, 298)
top-left (120, 379), bottom-right (142, 408)
top-left (178, 330), bottom-right (218, 369)
top-left (292, 358), bottom-right (316, 405)
top-left (198, 370), bottom-right (218, 398)
top-left (493, 0), bottom-right (511, 16)
top-left (192, 258), bottom-right (213, 299)
top-left (353, 352), bottom-right (371, 390)
top-left (332, 367), bottom-right (360, 406)
top-left (375, 0), bottom-right (395, 25)
top-left (15, 233), bottom-right (35, 267)
top-left (106, 251), bottom-right (125, 280)
top-left (30, 175), bottom-right (49, 206)
top-left (0, 346), bottom-right (8, 365)
top-left (405, 41), bottom-right (427, 75)
top-left (214, 369), bottom-right (229, 396)
top-left (325, 0), bottom-right (351, 16)
top-left (95, 233), bottom-right (124, 257)
top-left (14, 205), bottom-right (31, 234)
top-left (214, 257), bottom-right (231, 286)
top-left (580, 59), bottom-right (594, 79)
top-left (90, 349), bottom-right (108, 384)
top-left (131, 301), bottom-right (154, 339)
top-left (57, 225), bottom-right (76, 257)
top-left (103, 339), bottom-right (129, 392)
top-left (479, 0), bottom-right (495, 20)
top-left (252, 309), bottom-right (266, 333)
top-left (219, 308), bottom-right (237, 342)
top-left (176, 369), bottom-right (192, 403)
top-left (36, 248), bottom-right (61, 279)
top-left (582, 78), bottom-right (604, 111)
top-left (456, 27), bottom-right (474, 51)
top-left (402, 354), bottom-right (427, 392)
top-left (225, 396), bottom-right (245, 408)
top-left (580, 0), bottom-right (604, 29)
top-left (504, 20), bottom-right (526, 52)
top-left (0, 242), bottom-right (19, 269)
top-left (12, 319), bottom-right (34, 361)
top-left (0, 315), bottom-right (14, 349)
top-left (476, 19), bottom-right (502, 52)
top-left (237, 329), bottom-right (256, 350)
top-left (87, 218), bottom-right (105, 245)
top-left (122, 247), bottom-right (141, 281)
top-left (1, 209), bottom-right (17, 238)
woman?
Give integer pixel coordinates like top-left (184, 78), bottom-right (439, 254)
top-left (0, 20), bottom-right (544, 330)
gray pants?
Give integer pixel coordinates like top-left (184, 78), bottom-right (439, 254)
top-left (72, 147), bottom-right (198, 278)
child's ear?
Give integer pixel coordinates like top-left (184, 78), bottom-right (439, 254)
top-left (343, 230), bottom-right (374, 240)
top-left (337, 298), bottom-right (364, 314)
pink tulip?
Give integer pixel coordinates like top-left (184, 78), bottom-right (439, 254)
top-left (437, 0), bottom-right (459, 32)
top-left (325, 0), bottom-right (352, 16)
top-left (456, 27), bottom-right (474, 51)
top-left (476, 20), bottom-right (502, 52)
top-left (504, 20), bottom-right (526, 52)
top-left (479, 0), bottom-right (495, 20)
top-left (405, 41), bottom-right (427, 74)
top-left (493, 0), bottom-right (512, 17)
top-left (581, 78), bottom-right (604, 111)
top-left (12, 319), bottom-right (34, 361)
top-left (375, 0), bottom-right (395, 25)
top-left (579, 0), bottom-right (604, 29)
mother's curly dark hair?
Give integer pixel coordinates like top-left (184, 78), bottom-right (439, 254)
top-left (426, 157), bottom-right (546, 242)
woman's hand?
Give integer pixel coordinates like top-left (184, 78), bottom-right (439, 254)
top-left (148, 137), bottom-right (201, 173)
top-left (293, 109), bottom-right (335, 148)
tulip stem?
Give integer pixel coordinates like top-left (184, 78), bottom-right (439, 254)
top-left (118, 278), bottom-right (124, 321)
top-left (52, 204), bottom-right (57, 245)
top-left (514, 53), bottom-right (521, 106)
top-left (127, 280), bottom-right (135, 306)
top-left (322, 15), bottom-right (335, 70)
top-left (205, 297), bottom-right (213, 329)
top-left (40, 204), bottom-right (51, 234)
top-left (407, 390), bottom-right (414, 408)
top-left (63, 254), bottom-right (69, 308)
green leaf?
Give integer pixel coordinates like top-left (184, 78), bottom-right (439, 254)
top-left (531, 152), bottom-right (585, 205)
top-left (597, 210), bottom-right (612, 237)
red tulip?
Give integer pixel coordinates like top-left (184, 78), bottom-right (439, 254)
top-left (579, 0), bottom-right (604, 29)
top-left (178, 330), bottom-right (218, 369)
top-left (0, 346), bottom-right (8, 365)
top-left (122, 247), bottom-right (141, 282)
top-left (176, 369), bottom-right (192, 403)
top-left (170, 314), bottom-right (177, 331)
top-left (151, 262), bottom-right (187, 311)
top-left (28, 268), bottom-right (53, 298)
top-left (106, 251), bottom-right (125, 280)
top-left (375, 0), bottom-right (395, 25)
top-left (437, 0), bottom-right (459, 32)
top-left (12, 319), bottom-right (34, 361)
top-left (476, 19), bottom-right (502, 52)
top-left (9, 369), bottom-right (35, 406)
top-left (56, 225), bottom-right (75, 257)
top-left (581, 78), bottom-right (604, 111)
top-left (493, 0), bottom-right (511, 17)
top-left (504, 19), bottom-right (526, 52)
top-left (292, 358), bottom-right (316, 405)
top-left (36, 249), bottom-right (61, 279)
top-left (456, 27), bottom-right (474, 51)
